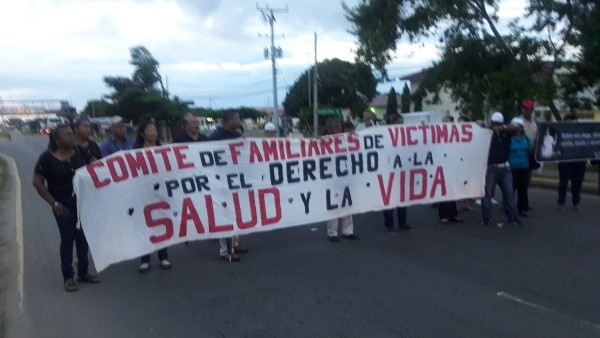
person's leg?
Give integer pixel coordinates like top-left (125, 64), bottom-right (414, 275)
top-left (397, 207), bottom-right (407, 226)
top-left (140, 255), bottom-right (151, 263)
top-left (498, 167), bottom-right (518, 222)
top-left (340, 215), bottom-right (354, 236)
top-left (513, 169), bottom-right (527, 213)
top-left (326, 219), bottom-right (339, 237)
top-left (557, 163), bottom-right (569, 206)
top-left (438, 202), bottom-right (450, 221)
top-left (157, 248), bottom-right (168, 261)
top-left (55, 215), bottom-right (75, 280)
top-left (481, 166), bottom-right (495, 224)
top-left (523, 168), bottom-right (532, 212)
top-left (571, 163), bottom-right (586, 207)
top-left (449, 201), bottom-right (459, 219)
top-left (383, 209), bottom-right (394, 230)
top-left (73, 227), bottom-right (90, 278)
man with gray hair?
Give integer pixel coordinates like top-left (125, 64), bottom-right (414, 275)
top-left (99, 116), bottom-right (134, 157)
top-left (172, 113), bottom-right (208, 143)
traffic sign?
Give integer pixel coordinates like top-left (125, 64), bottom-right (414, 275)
top-left (317, 108), bottom-right (341, 116)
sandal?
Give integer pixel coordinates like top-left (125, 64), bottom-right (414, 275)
top-left (64, 278), bottom-right (78, 292)
top-left (77, 274), bottom-right (101, 284)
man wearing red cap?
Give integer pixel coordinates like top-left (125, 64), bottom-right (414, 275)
top-left (521, 101), bottom-right (538, 146)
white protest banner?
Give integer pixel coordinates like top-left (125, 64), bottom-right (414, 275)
top-left (74, 124), bottom-right (492, 271)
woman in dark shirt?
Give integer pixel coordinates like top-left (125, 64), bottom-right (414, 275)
top-left (73, 118), bottom-right (102, 161)
top-left (32, 125), bottom-right (100, 292)
top-left (135, 121), bottom-right (172, 273)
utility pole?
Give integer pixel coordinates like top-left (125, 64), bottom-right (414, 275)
top-left (258, 4), bottom-right (287, 137)
top-left (313, 32), bottom-right (318, 138)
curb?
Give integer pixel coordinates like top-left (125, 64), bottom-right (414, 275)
top-left (530, 177), bottom-right (598, 195)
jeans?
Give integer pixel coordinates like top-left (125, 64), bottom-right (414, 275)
top-left (481, 165), bottom-right (518, 223)
top-left (438, 201), bottom-right (458, 220)
top-left (141, 248), bottom-right (168, 263)
top-left (383, 207), bottom-right (407, 229)
top-left (55, 207), bottom-right (89, 280)
top-left (512, 168), bottom-right (531, 213)
top-left (557, 162), bottom-right (586, 206)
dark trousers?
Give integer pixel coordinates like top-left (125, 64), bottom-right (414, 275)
top-left (55, 208), bottom-right (89, 280)
top-left (383, 207), bottom-right (407, 229)
top-left (512, 168), bottom-right (531, 213)
top-left (141, 248), bottom-right (168, 263)
top-left (438, 201), bottom-right (458, 220)
top-left (558, 162), bottom-right (587, 206)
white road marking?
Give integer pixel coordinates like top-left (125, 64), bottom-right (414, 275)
top-left (497, 291), bottom-right (600, 331)
top-left (2, 154), bottom-right (24, 313)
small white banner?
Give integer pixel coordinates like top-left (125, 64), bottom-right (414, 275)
top-left (74, 124), bottom-right (491, 271)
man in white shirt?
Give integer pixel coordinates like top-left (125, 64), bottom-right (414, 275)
top-left (521, 100), bottom-right (538, 145)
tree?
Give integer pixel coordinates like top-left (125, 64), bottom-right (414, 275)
top-left (343, 0), bottom-right (595, 119)
top-left (80, 99), bottom-right (114, 118)
top-left (100, 46), bottom-right (189, 123)
top-left (385, 87), bottom-right (398, 118)
top-left (401, 84), bottom-right (411, 113)
top-left (283, 58), bottom-right (378, 120)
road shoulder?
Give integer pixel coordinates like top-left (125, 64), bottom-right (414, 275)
top-left (0, 153), bottom-right (24, 337)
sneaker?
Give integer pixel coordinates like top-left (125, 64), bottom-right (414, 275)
top-left (138, 262), bottom-right (150, 273)
top-left (518, 212), bottom-right (528, 218)
top-left (511, 218), bottom-right (522, 226)
top-left (220, 253), bottom-right (240, 262)
top-left (328, 236), bottom-right (340, 242)
top-left (398, 225), bottom-right (415, 232)
top-left (64, 278), bottom-right (78, 292)
top-left (557, 204), bottom-right (567, 211)
top-left (160, 260), bottom-right (172, 270)
top-left (496, 222), bottom-right (504, 228)
top-left (449, 217), bottom-right (464, 223)
top-left (386, 229), bottom-right (397, 235)
top-left (440, 218), bottom-right (450, 224)
top-left (77, 274), bottom-right (100, 284)
top-left (342, 234), bottom-right (359, 240)
top-left (481, 220), bottom-right (490, 226)
top-left (574, 205), bottom-right (582, 212)
top-left (233, 245), bottom-right (249, 254)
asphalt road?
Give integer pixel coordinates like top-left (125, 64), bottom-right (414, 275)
top-left (1, 133), bottom-right (600, 337)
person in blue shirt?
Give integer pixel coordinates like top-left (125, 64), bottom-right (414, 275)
top-left (99, 116), bottom-right (134, 157)
top-left (508, 117), bottom-right (532, 217)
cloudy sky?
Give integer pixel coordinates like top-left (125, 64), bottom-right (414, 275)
top-left (0, 0), bottom-right (527, 111)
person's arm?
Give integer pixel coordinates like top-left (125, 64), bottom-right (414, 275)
top-left (32, 174), bottom-right (69, 217)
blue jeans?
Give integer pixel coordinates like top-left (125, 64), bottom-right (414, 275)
top-left (481, 165), bottom-right (518, 223)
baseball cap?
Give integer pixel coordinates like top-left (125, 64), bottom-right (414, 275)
top-left (264, 122), bottom-right (276, 132)
top-left (109, 116), bottom-right (124, 126)
top-left (522, 100), bottom-right (534, 110)
top-left (490, 112), bottom-right (504, 124)
top-left (510, 117), bottom-right (524, 127)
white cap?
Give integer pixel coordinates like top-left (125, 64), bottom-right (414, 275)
top-left (109, 116), bottom-right (123, 126)
top-left (490, 112), bottom-right (504, 124)
top-left (510, 117), bottom-right (524, 127)
top-left (264, 122), bottom-right (276, 132)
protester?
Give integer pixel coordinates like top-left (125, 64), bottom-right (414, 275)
top-left (172, 113), bottom-right (208, 143)
top-left (355, 111), bottom-right (378, 131)
top-left (32, 125), bottom-right (100, 292)
top-left (323, 116), bottom-right (359, 242)
top-left (481, 112), bottom-right (522, 227)
top-left (264, 122), bottom-right (277, 137)
top-left (342, 121), bottom-right (355, 133)
top-left (438, 115), bottom-right (464, 224)
top-left (508, 117), bottom-right (532, 217)
top-left (134, 121), bottom-right (172, 272)
top-left (520, 101), bottom-right (538, 148)
top-left (99, 116), bottom-right (134, 157)
top-left (209, 110), bottom-right (248, 261)
top-left (72, 118), bottom-right (102, 161)
top-left (557, 114), bottom-right (587, 212)
top-left (383, 113), bottom-right (413, 234)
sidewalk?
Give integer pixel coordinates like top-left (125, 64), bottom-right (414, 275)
top-left (530, 165), bottom-right (599, 195)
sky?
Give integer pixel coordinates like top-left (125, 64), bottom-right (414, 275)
top-left (0, 0), bottom-right (527, 112)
